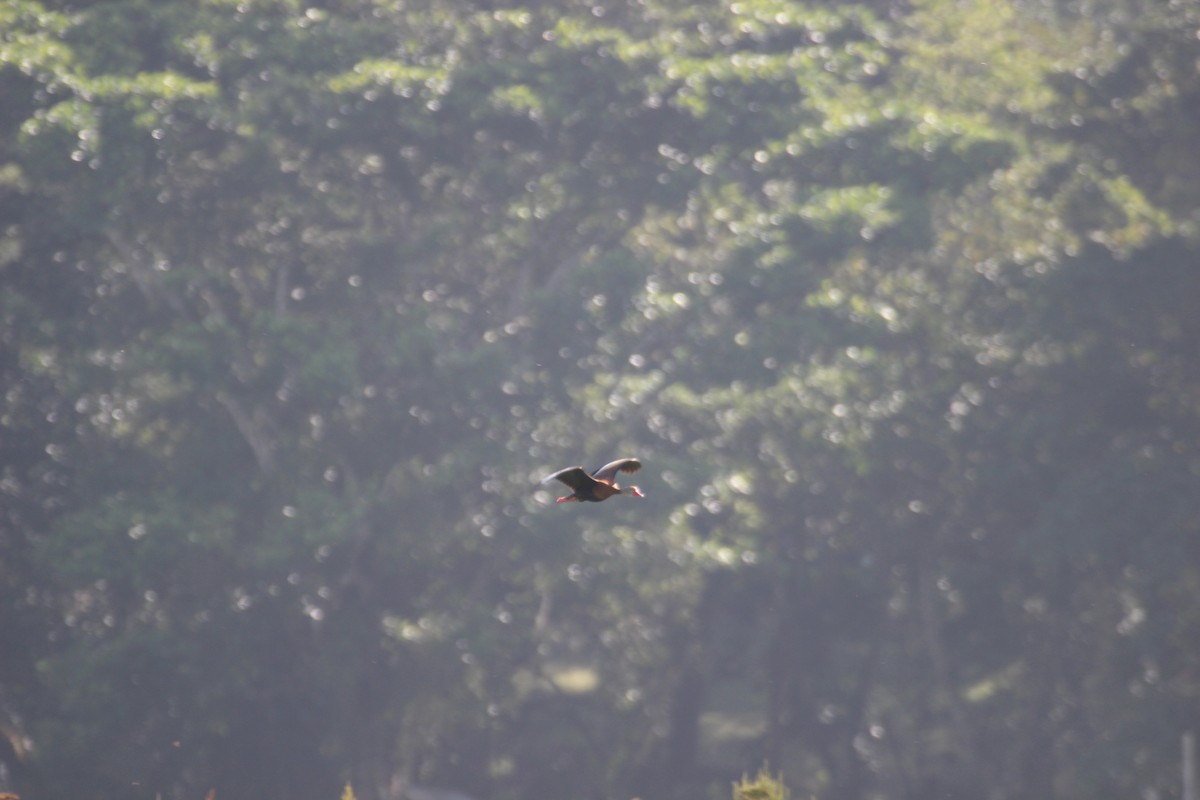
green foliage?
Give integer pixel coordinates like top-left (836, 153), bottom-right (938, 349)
top-left (2, 0), bottom-right (1199, 799)
top-left (734, 767), bottom-right (790, 800)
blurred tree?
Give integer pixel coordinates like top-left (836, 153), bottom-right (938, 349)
top-left (2, 0), bottom-right (1199, 799)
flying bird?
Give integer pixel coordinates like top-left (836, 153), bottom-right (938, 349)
top-left (542, 457), bottom-right (645, 503)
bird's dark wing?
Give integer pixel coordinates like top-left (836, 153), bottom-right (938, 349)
top-left (541, 466), bottom-right (596, 491)
top-left (590, 458), bottom-right (642, 485)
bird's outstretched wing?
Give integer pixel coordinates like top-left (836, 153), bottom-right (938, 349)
top-left (590, 458), bottom-right (642, 485)
top-left (541, 466), bottom-right (594, 491)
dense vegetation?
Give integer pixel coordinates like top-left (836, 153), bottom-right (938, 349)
top-left (2, 0), bottom-right (1199, 798)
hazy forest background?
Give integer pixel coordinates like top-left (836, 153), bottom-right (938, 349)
top-left (3, 0), bottom-right (1199, 798)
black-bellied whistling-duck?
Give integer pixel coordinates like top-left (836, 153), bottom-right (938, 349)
top-left (542, 458), bottom-right (645, 503)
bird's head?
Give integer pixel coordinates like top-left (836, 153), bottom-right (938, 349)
top-left (626, 485), bottom-right (644, 498)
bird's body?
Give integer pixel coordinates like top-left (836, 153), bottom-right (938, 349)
top-left (542, 457), bottom-right (645, 503)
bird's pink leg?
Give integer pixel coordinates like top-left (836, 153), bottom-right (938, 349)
top-left (556, 495), bottom-right (576, 503)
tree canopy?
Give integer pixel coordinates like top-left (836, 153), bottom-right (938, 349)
top-left (2, 0), bottom-right (1198, 798)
